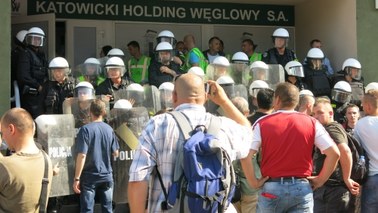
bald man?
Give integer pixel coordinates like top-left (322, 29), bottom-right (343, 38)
top-left (0, 108), bottom-right (52, 212)
top-left (128, 73), bottom-right (252, 213)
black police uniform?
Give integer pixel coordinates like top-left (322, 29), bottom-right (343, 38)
top-left (303, 64), bottom-right (331, 98)
top-left (262, 47), bottom-right (297, 80)
top-left (17, 46), bottom-right (48, 118)
top-left (41, 78), bottom-right (75, 114)
top-left (148, 61), bottom-right (182, 88)
top-left (95, 78), bottom-right (131, 109)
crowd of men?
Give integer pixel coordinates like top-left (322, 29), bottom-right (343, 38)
top-left (2, 25), bottom-right (378, 213)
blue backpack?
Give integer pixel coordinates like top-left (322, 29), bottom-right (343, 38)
top-left (157, 111), bottom-right (236, 213)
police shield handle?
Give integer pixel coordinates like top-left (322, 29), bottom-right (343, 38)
top-left (115, 123), bottom-right (139, 150)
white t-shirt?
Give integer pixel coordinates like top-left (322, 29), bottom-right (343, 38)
top-left (354, 116), bottom-right (378, 176)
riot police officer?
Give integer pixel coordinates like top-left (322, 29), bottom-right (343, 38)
top-left (148, 42), bottom-right (182, 88)
top-left (285, 60), bottom-right (307, 91)
top-left (303, 48), bottom-right (331, 97)
top-left (230, 51), bottom-right (250, 86)
top-left (41, 57), bottom-right (74, 114)
top-left (331, 80), bottom-right (352, 124)
top-left (205, 56), bottom-right (231, 81)
top-left (77, 57), bottom-right (105, 89)
top-left (17, 27), bottom-right (48, 118)
top-left (333, 58), bottom-right (364, 108)
top-left (262, 27), bottom-right (297, 79)
top-left (11, 30), bottom-right (27, 106)
top-left (96, 57), bottom-right (131, 109)
top-left (158, 82), bottom-right (174, 110)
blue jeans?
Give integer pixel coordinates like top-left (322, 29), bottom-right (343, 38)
top-left (257, 178), bottom-right (313, 213)
top-left (361, 174), bottom-right (378, 213)
top-left (80, 181), bottom-right (113, 213)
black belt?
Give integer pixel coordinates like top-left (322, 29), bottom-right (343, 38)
top-left (267, 177), bottom-right (308, 183)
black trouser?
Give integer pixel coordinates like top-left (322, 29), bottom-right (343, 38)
top-left (314, 184), bottom-right (355, 213)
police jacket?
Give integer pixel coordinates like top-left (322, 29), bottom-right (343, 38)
top-left (262, 48), bottom-right (297, 68)
top-left (303, 65), bottom-right (331, 97)
top-left (16, 46), bottom-right (48, 90)
top-left (95, 78), bottom-right (131, 97)
top-left (148, 61), bottom-right (182, 88)
top-left (41, 78), bottom-right (75, 114)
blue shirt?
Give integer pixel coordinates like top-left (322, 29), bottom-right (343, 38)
top-left (76, 121), bottom-right (119, 183)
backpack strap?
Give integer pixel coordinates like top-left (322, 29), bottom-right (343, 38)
top-left (169, 111), bottom-right (193, 140)
top-left (39, 150), bottom-right (50, 213)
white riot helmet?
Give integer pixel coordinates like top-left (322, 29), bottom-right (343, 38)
top-left (307, 48), bottom-right (324, 59)
top-left (365, 82), bottom-right (378, 93)
top-left (213, 56), bottom-right (230, 67)
top-left (49, 57), bottom-right (70, 81)
top-left (25, 27), bottom-right (45, 47)
top-left (155, 42), bottom-right (174, 64)
top-left (342, 58), bottom-right (362, 81)
top-left (307, 48), bottom-right (324, 70)
top-left (105, 57), bottom-right (126, 78)
top-left (272, 28), bottom-right (289, 46)
top-left (157, 30), bottom-right (176, 47)
top-left (332, 81), bottom-right (352, 103)
top-left (126, 83), bottom-right (145, 106)
top-left (231, 52), bottom-right (249, 64)
top-left (285, 61), bottom-right (304, 78)
top-left (250, 61), bottom-right (269, 81)
top-left (16, 30), bottom-right (28, 43)
top-left (83, 57), bottom-right (102, 76)
top-left (249, 80), bottom-right (270, 98)
top-left (107, 48), bottom-right (125, 58)
top-left (74, 81), bottom-right (95, 100)
top-left (272, 28), bottom-right (290, 38)
top-left (188, 67), bottom-right (205, 79)
top-left (113, 99), bottom-right (132, 109)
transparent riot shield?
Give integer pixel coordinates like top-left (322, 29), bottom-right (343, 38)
top-left (109, 107), bottom-right (150, 205)
top-left (63, 97), bottom-right (110, 128)
top-left (205, 64), bottom-right (232, 81)
top-left (230, 63), bottom-right (250, 87)
top-left (143, 85), bottom-right (161, 116)
top-left (35, 114), bottom-right (76, 197)
top-left (234, 84), bottom-right (249, 101)
top-left (159, 88), bottom-right (173, 110)
top-left (266, 64), bottom-right (285, 90)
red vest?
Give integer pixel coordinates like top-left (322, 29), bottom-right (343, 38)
top-left (256, 112), bottom-right (317, 177)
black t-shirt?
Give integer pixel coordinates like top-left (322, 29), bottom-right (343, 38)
top-left (313, 122), bottom-right (347, 185)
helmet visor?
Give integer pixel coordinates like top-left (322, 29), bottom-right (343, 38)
top-left (74, 87), bottom-right (95, 100)
top-left (286, 66), bottom-right (304, 77)
top-left (49, 68), bottom-right (70, 81)
top-left (331, 89), bottom-right (351, 103)
top-left (346, 67), bottom-right (362, 81)
top-left (106, 66), bottom-right (125, 78)
top-left (26, 34), bottom-right (44, 47)
top-left (156, 50), bottom-right (173, 64)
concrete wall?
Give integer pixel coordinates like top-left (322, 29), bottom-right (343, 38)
top-left (356, 1), bottom-right (378, 84)
top-left (295, 0), bottom-right (357, 71)
top-left (0, 1), bottom-right (11, 115)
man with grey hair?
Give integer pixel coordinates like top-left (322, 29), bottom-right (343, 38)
top-left (231, 96), bottom-right (250, 117)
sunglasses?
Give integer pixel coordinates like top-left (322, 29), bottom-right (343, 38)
top-left (173, 74), bottom-right (182, 82)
